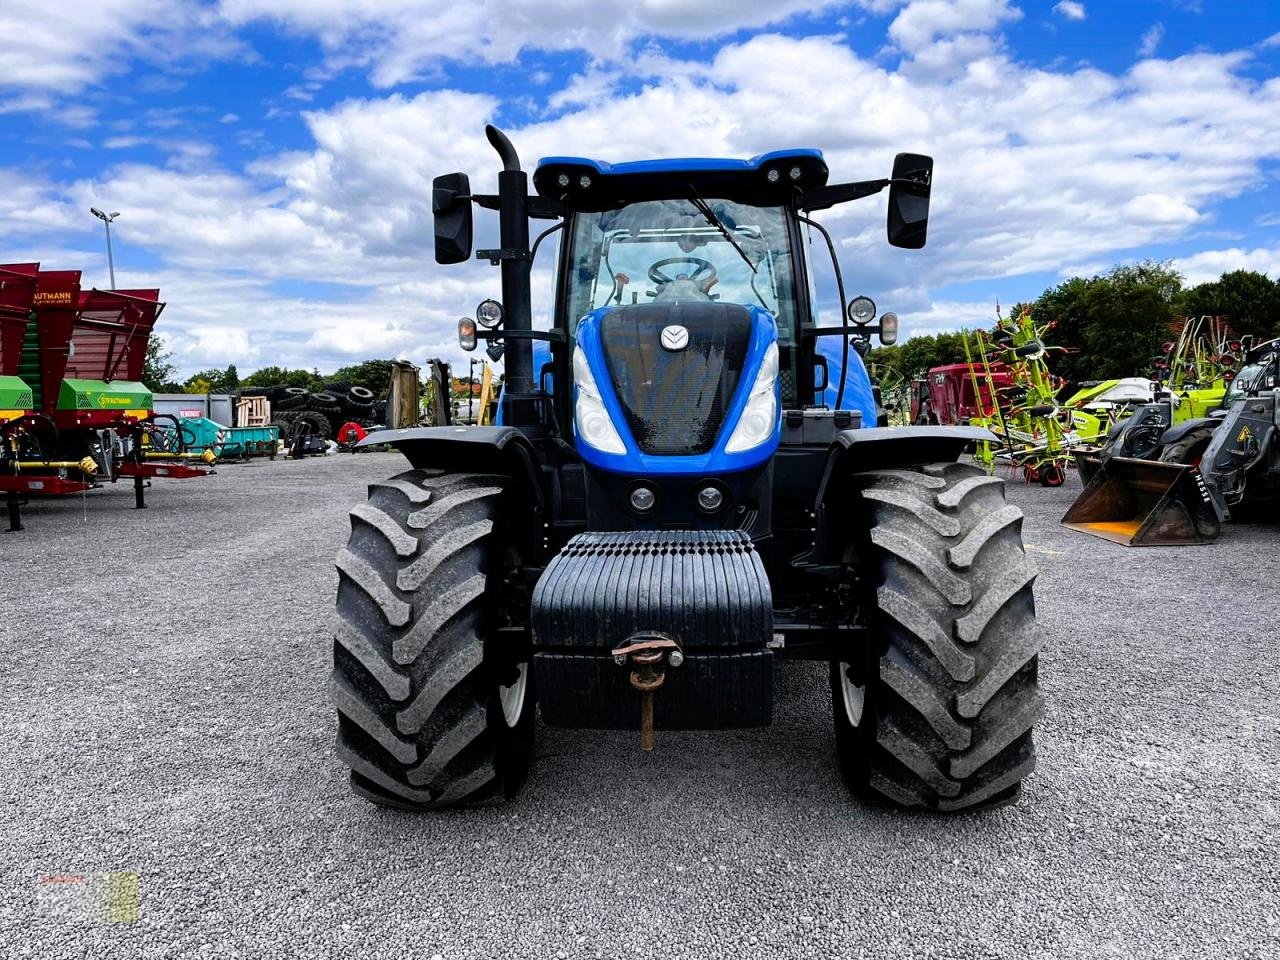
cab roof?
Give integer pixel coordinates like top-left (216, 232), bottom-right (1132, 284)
top-left (533, 150), bottom-right (828, 211)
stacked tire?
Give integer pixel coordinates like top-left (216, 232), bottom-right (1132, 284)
top-left (247, 382), bottom-right (387, 440)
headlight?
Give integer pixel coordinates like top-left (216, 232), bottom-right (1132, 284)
top-left (725, 342), bottom-right (779, 454)
top-left (848, 296), bottom-right (877, 325)
top-left (572, 346), bottom-right (626, 455)
top-left (476, 299), bottom-right (503, 328)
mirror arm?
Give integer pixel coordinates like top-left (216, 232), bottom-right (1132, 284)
top-left (473, 194), bottom-right (563, 219)
top-left (800, 178), bottom-right (889, 211)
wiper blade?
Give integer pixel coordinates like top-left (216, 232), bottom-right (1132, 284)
top-left (687, 187), bottom-right (757, 275)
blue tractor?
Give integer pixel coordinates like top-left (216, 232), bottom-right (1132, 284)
top-left (333, 127), bottom-right (1044, 811)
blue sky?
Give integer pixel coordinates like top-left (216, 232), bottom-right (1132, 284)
top-left (1, 0), bottom-right (1277, 376)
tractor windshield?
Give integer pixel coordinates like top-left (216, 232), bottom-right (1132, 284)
top-left (562, 198), bottom-right (798, 344)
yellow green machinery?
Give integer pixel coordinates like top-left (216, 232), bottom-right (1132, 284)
top-left (1062, 316), bottom-right (1247, 546)
top-left (1074, 315), bottom-right (1239, 467)
top-left (1059, 378), bottom-right (1154, 445)
top-left (963, 307), bottom-right (1072, 486)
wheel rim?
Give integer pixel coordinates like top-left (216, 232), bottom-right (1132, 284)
top-left (500, 662), bottom-right (528, 728)
top-left (838, 663), bottom-right (865, 727)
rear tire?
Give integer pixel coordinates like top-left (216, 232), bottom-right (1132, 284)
top-left (332, 468), bottom-right (535, 809)
top-left (1039, 463), bottom-right (1065, 487)
top-left (294, 410), bottom-right (332, 440)
top-left (832, 461), bottom-right (1044, 811)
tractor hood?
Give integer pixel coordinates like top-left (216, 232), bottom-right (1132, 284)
top-left (572, 301), bottom-right (780, 475)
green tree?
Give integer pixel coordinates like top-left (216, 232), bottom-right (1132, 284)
top-left (867, 330), bottom-right (970, 382)
top-left (1176, 270), bottom-right (1280, 342)
top-left (142, 336), bottom-right (182, 392)
top-left (184, 366), bottom-right (240, 393)
top-left (1032, 261), bottom-right (1183, 383)
top-left (241, 366), bottom-right (322, 390)
top-left (328, 359), bottom-right (395, 395)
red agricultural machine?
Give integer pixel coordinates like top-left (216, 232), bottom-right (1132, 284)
top-left (910, 362), bottom-right (1014, 425)
top-left (1, 264), bottom-right (96, 528)
top-left (1, 263), bottom-right (212, 531)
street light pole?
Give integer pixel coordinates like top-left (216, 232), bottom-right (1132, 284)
top-left (89, 208), bottom-right (121, 288)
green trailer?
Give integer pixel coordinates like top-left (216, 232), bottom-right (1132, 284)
top-left (169, 417), bottom-right (279, 461)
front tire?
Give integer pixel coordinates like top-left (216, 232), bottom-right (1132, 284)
top-left (832, 461), bottom-right (1045, 811)
top-left (332, 468), bottom-right (535, 809)
top-left (1158, 426), bottom-right (1215, 470)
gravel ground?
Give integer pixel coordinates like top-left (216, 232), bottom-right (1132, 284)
top-left (1, 451), bottom-right (1277, 959)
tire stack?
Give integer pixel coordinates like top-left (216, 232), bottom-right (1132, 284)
top-left (242, 383), bottom-right (385, 442)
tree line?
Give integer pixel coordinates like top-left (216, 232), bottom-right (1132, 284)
top-left (143, 351), bottom-right (400, 397)
top-left (867, 264), bottom-right (1280, 385)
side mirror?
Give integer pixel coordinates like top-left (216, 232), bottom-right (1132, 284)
top-left (433, 172), bottom-right (473, 265)
top-left (887, 154), bottom-right (932, 249)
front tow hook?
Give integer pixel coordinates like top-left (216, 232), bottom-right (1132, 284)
top-left (611, 632), bottom-right (684, 753)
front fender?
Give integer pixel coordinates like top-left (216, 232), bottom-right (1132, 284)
top-left (826, 425), bottom-right (995, 470)
top-left (1159, 416), bottom-right (1219, 446)
top-left (811, 425), bottom-right (996, 562)
top-left (355, 425), bottom-right (548, 560)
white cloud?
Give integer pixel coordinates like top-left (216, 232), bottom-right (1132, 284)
top-left (1139, 22), bottom-right (1165, 58)
top-left (0, 0), bottom-right (242, 97)
top-left (114, 42), bottom-right (1280, 368)
top-left (1053, 1), bottom-right (1085, 21)
top-left (8, 18), bottom-right (1280, 375)
top-left (216, 0), bottom-right (846, 87)
top-left (103, 136), bottom-right (149, 149)
top-left (888, 0), bottom-right (1022, 52)
top-left (1173, 246), bottom-right (1280, 286)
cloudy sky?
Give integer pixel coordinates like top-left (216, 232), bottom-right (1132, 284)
top-left (1, 0), bottom-right (1277, 377)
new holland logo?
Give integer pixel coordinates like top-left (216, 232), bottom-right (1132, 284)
top-left (660, 325), bottom-right (689, 351)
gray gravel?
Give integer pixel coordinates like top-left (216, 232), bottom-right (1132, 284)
top-left (1, 452), bottom-right (1277, 959)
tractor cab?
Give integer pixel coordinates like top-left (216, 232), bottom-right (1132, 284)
top-left (434, 139), bottom-right (928, 535)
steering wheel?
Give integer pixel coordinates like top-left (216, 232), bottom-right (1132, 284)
top-left (648, 256), bottom-right (717, 291)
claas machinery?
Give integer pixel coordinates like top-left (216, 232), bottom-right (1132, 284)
top-left (331, 127), bottom-right (1045, 812)
top-left (1062, 316), bottom-right (1245, 546)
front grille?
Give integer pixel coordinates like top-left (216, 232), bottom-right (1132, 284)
top-left (600, 303), bottom-right (752, 455)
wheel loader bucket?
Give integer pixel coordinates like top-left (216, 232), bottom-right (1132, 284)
top-left (1074, 450), bottom-right (1103, 487)
top-left (1061, 456), bottom-right (1220, 546)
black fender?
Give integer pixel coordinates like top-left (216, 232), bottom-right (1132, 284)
top-left (1159, 416), bottom-right (1219, 446)
top-left (356, 425), bottom-right (548, 561)
top-left (824, 425), bottom-right (995, 473)
top-left (812, 425), bottom-right (995, 560)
